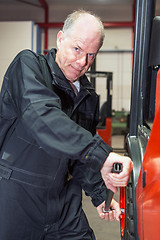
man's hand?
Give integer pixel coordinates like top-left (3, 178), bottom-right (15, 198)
top-left (97, 199), bottom-right (121, 221)
top-left (101, 152), bottom-right (133, 192)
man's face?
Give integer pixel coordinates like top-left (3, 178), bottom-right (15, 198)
top-left (55, 17), bottom-right (102, 82)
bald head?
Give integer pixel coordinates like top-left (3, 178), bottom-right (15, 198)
top-left (62, 10), bottom-right (105, 47)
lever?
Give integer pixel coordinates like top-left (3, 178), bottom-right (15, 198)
top-left (102, 162), bottom-right (123, 213)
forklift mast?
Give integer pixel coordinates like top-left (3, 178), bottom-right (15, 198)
top-left (129, 0), bottom-right (156, 137)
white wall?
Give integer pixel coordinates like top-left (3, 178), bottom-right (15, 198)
top-left (97, 28), bottom-right (132, 111)
top-left (0, 21), bottom-right (39, 89)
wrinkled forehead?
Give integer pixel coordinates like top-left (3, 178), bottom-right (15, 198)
top-left (65, 16), bottom-right (102, 50)
top-left (71, 15), bottom-right (101, 36)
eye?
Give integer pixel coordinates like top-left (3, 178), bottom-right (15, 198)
top-left (88, 53), bottom-right (95, 59)
top-left (74, 47), bottom-right (80, 53)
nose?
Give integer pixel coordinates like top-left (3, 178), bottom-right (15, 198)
top-left (77, 54), bottom-right (87, 67)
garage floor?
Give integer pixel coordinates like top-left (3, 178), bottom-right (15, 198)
top-left (82, 135), bottom-right (125, 240)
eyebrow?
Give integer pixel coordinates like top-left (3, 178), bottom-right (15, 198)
top-left (77, 44), bottom-right (96, 55)
top-left (76, 43), bottom-right (83, 51)
top-left (75, 41), bottom-right (97, 56)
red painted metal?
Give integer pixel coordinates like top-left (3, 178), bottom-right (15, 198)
top-left (103, 21), bottom-right (134, 28)
top-left (38, 0), bottom-right (48, 51)
top-left (120, 187), bottom-right (125, 237)
top-left (37, 21), bottom-right (134, 29)
top-left (97, 118), bottom-right (112, 146)
top-left (155, 69), bottom-right (160, 116)
top-left (37, 22), bottom-right (64, 28)
top-left (132, 0), bottom-right (136, 43)
top-left (136, 70), bottom-right (160, 240)
top-left (38, 0), bottom-right (48, 9)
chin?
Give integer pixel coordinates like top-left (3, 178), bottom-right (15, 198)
top-left (66, 73), bottom-right (80, 81)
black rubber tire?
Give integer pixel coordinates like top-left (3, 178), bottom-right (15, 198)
top-left (121, 175), bottom-right (136, 240)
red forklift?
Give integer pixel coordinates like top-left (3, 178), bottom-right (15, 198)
top-left (87, 70), bottom-right (113, 147)
top-left (119, 0), bottom-right (160, 239)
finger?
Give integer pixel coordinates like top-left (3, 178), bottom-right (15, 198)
top-left (105, 175), bottom-right (127, 187)
top-left (99, 212), bottom-right (105, 219)
top-left (97, 206), bottom-right (105, 219)
top-left (110, 199), bottom-right (121, 221)
top-left (104, 212), bottom-right (109, 221)
top-left (108, 173), bottom-right (129, 186)
top-left (116, 211), bottom-right (121, 221)
top-left (108, 179), bottom-right (128, 187)
top-left (104, 182), bottom-right (118, 192)
top-left (109, 171), bottom-right (129, 180)
top-left (114, 206), bottom-right (121, 221)
top-left (105, 210), bottom-right (115, 221)
top-left (109, 210), bottom-right (115, 221)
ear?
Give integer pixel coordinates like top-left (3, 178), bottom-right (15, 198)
top-left (57, 31), bottom-right (64, 49)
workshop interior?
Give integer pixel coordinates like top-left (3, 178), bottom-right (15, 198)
top-left (0, 0), bottom-right (160, 239)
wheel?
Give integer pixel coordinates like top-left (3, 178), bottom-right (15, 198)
top-left (120, 176), bottom-right (136, 240)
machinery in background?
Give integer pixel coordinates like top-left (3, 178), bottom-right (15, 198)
top-left (86, 71), bottom-right (113, 146)
top-left (120, 0), bottom-right (160, 239)
top-left (87, 71), bottom-right (129, 147)
top-left (111, 110), bottom-right (129, 136)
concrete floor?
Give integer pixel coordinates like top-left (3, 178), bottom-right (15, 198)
top-left (82, 135), bottom-right (125, 240)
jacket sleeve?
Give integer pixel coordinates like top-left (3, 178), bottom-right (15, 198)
top-left (69, 159), bottom-right (109, 207)
top-left (69, 98), bottom-right (109, 207)
top-left (7, 50), bottom-right (112, 172)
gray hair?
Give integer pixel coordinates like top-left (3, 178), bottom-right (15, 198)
top-left (62, 9), bottom-right (105, 46)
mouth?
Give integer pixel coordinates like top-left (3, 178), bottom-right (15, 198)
top-left (71, 65), bottom-right (84, 73)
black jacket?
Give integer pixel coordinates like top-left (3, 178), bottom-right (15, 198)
top-left (0, 48), bottom-right (112, 206)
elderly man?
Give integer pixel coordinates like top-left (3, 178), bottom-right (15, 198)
top-left (0, 10), bottom-right (133, 240)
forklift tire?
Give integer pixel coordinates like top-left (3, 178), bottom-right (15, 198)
top-left (120, 174), bottom-right (136, 240)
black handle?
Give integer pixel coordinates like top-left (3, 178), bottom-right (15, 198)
top-left (103, 163), bottom-right (123, 213)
